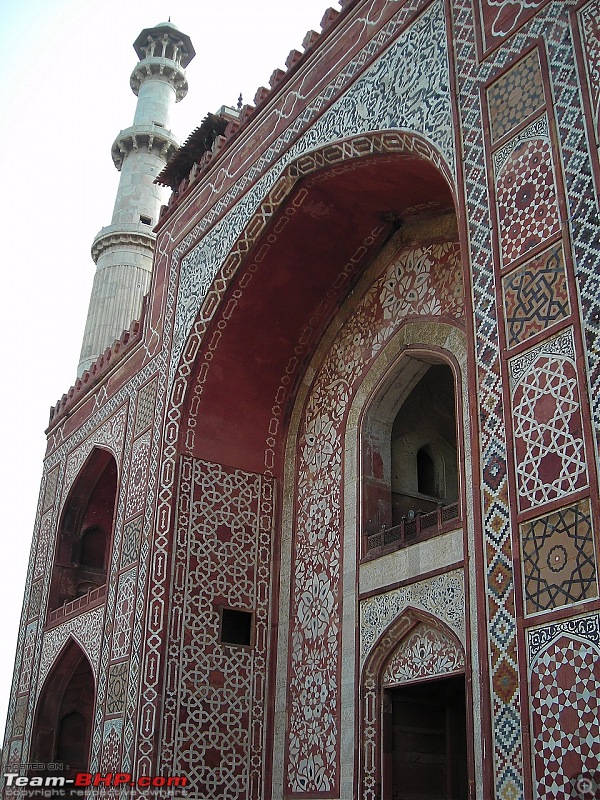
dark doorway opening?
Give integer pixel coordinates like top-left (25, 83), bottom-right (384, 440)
top-left (384, 674), bottom-right (467, 800)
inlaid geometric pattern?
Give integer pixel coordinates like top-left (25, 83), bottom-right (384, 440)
top-left (165, 458), bottom-right (274, 800)
top-left (101, 719), bottom-right (123, 773)
top-left (28, 580), bottom-right (43, 619)
top-left (382, 624), bottom-right (465, 686)
top-left (577, 1), bottom-right (600, 138)
top-left (33, 514), bottom-right (52, 581)
top-left (134, 376), bottom-right (157, 437)
top-left (18, 623), bottom-right (36, 693)
top-left (521, 499), bottom-right (597, 615)
top-left (502, 244), bottom-right (570, 348)
top-left (42, 466), bottom-right (60, 513)
top-left (125, 431), bottom-right (150, 520)
top-left (495, 127), bottom-right (561, 268)
top-left (111, 569), bottom-right (136, 661)
top-left (120, 515), bottom-right (142, 568)
top-left (487, 48), bottom-right (544, 142)
top-left (510, 334), bottom-right (588, 511)
top-left (12, 696), bottom-right (27, 738)
top-left (106, 661), bottom-right (129, 716)
top-left (528, 618), bottom-right (600, 799)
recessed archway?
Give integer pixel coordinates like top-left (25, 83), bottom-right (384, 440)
top-left (360, 608), bottom-right (468, 800)
top-left (173, 132), bottom-right (456, 478)
top-left (30, 639), bottom-right (94, 781)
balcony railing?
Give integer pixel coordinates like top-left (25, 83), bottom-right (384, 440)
top-left (47, 584), bottom-right (107, 625)
top-left (366, 501), bottom-right (460, 552)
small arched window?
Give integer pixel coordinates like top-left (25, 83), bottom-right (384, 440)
top-left (363, 356), bottom-right (460, 551)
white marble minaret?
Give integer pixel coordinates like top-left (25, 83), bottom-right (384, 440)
top-left (78, 21), bottom-right (195, 375)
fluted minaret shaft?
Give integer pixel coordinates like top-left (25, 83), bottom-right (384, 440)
top-left (78, 22), bottom-right (195, 376)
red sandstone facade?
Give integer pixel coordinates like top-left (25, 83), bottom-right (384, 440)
top-left (3, 1), bottom-right (600, 798)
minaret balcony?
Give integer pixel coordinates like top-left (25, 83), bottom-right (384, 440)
top-left (91, 222), bottom-right (156, 263)
top-left (111, 123), bottom-right (179, 169)
top-left (130, 56), bottom-right (189, 99)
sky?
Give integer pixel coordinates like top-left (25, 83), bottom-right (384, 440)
top-left (0, 0), bottom-right (339, 747)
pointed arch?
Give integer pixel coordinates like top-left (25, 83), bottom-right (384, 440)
top-left (48, 447), bottom-right (117, 616)
top-left (168, 130), bottom-right (456, 476)
top-left (30, 638), bottom-right (95, 776)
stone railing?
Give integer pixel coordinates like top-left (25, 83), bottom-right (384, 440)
top-left (366, 501), bottom-right (460, 552)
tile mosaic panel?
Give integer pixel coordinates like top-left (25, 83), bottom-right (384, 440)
top-left (12, 697), bottom-right (27, 738)
top-left (577, 1), bottom-right (600, 136)
top-left (39, 606), bottom-right (104, 690)
top-left (494, 117), bottom-right (561, 269)
top-left (487, 48), bottom-right (544, 142)
top-left (521, 498), bottom-right (597, 615)
top-left (528, 614), bottom-right (600, 799)
top-left (360, 570), bottom-right (465, 662)
top-left (101, 719), bottom-right (123, 773)
top-left (510, 330), bottom-right (588, 511)
top-left (502, 243), bottom-right (570, 348)
top-left (28, 580), bottom-right (43, 620)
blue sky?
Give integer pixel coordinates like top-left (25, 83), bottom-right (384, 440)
top-left (0, 0), bottom-right (337, 745)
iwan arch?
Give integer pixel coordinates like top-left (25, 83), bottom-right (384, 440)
top-left (4, 2), bottom-right (600, 800)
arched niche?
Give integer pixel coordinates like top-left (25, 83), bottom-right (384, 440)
top-left (48, 448), bottom-right (117, 615)
top-left (362, 352), bottom-right (461, 550)
top-left (30, 638), bottom-right (95, 780)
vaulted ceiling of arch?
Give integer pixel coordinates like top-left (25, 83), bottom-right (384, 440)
top-left (179, 154), bottom-right (455, 475)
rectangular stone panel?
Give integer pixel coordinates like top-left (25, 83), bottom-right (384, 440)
top-left (521, 498), bottom-right (597, 615)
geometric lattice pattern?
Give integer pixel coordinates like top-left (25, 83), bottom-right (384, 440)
top-left (111, 569), bottom-right (136, 661)
top-left (382, 623), bottom-right (465, 686)
top-left (42, 466), bottom-right (60, 513)
top-left (106, 661), bottom-right (128, 716)
top-left (125, 432), bottom-right (150, 519)
top-left (120, 515), bottom-right (142, 568)
top-left (495, 129), bottom-right (561, 269)
top-left (134, 376), bottom-right (157, 437)
top-left (487, 48), bottom-right (544, 143)
top-left (165, 459), bottom-right (274, 800)
top-left (12, 696), bottom-right (27, 738)
top-left (28, 580), bottom-right (43, 620)
top-left (502, 244), bottom-right (570, 348)
top-left (511, 336), bottom-right (588, 510)
top-left (521, 499), bottom-right (597, 615)
top-left (529, 621), bottom-right (600, 799)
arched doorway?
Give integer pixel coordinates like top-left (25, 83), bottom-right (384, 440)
top-left (361, 609), bottom-right (469, 800)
